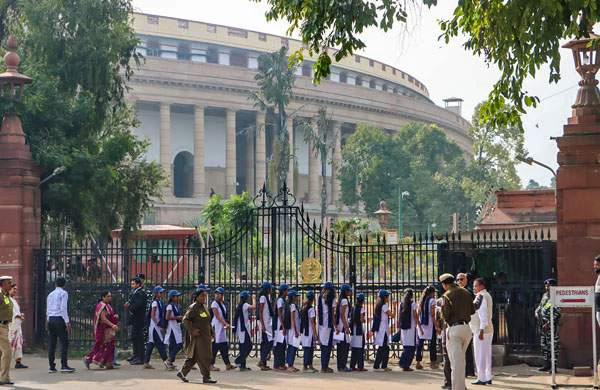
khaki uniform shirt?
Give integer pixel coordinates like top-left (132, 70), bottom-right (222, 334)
top-left (182, 302), bottom-right (213, 358)
top-left (441, 285), bottom-right (475, 325)
top-left (0, 291), bottom-right (13, 322)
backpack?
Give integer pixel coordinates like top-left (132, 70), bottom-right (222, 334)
top-left (146, 299), bottom-right (168, 329)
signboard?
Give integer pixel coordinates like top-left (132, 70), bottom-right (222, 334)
top-left (385, 230), bottom-right (398, 245)
top-left (548, 286), bottom-right (598, 389)
top-left (550, 286), bottom-right (594, 308)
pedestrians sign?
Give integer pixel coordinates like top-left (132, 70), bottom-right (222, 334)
top-left (550, 286), bottom-right (594, 308)
top-left (548, 286), bottom-right (599, 389)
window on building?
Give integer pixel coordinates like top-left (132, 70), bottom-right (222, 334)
top-left (339, 72), bottom-right (347, 83)
top-left (393, 87), bottom-right (398, 94)
top-left (392, 68), bottom-right (396, 75)
top-left (369, 79), bottom-right (376, 89)
top-left (258, 33), bottom-right (267, 41)
top-left (206, 46), bottom-right (219, 64)
top-left (302, 62), bottom-right (312, 77)
top-left (355, 55), bottom-right (361, 63)
top-left (369, 59), bottom-right (374, 67)
top-left (281, 38), bottom-right (289, 47)
top-left (207, 24), bottom-right (217, 33)
top-left (177, 44), bottom-right (191, 60)
top-left (147, 41), bottom-right (160, 57)
top-left (408, 75), bottom-right (414, 83)
top-left (173, 151), bottom-right (194, 198)
top-left (401, 72), bottom-right (405, 79)
top-left (382, 64), bottom-right (386, 71)
top-left (382, 84), bottom-right (388, 92)
top-left (228, 28), bottom-right (248, 38)
top-left (230, 50), bottom-right (248, 67)
top-left (355, 75), bottom-right (362, 86)
top-left (147, 15), bottom-right (159, 25)
top-left (177, 20), bottom-right (189, 29)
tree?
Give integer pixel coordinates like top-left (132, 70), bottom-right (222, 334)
top-left (297, 106), bottom-right (337, 226)
top-left (461, 102), bottom-right (524, 209)
top-left (340, 122), bottom-right (473, 232)
top-left (257, 0), bottom-right (599, 129)
top-left (249, 46), bottom-right (299, 192)
top-left (0, 0), bottom-right (164, 240)
top-left (526, 179), bottom-right (542, 189)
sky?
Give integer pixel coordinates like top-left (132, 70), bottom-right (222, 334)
top-left (132, 0), bottom-right (584, 188)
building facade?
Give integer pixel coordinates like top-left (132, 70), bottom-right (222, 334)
top-left (128, 13), bottom-right (473, 225)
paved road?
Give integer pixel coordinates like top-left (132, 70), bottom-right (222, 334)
top-left (4, 356), bottom-right (596, 389)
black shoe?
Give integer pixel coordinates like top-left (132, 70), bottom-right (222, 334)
top-left (203, 379), bottom-right (217, 384)
top-left (538, 365), bottom-right (551, 372)
top-left (15, 363), bottom-right (28, 369)
top-left (472, 380), bottom-right (487, 385)
top-left (177, 372), bottom-right (189, 383)
top-left (61, 366), bottom-right (76, 373)
top-left (48, 367), bottom-right (57, 374)
top-left (441, 383), bottom-right (451, 389)
top-left (486, 380), bottom-right (493, 385)
top-left (0, 380), bottom-right (14, 385)
top-left (129, 359), bottom-right (143, 365)
top-left (126, 356), bottom-right (135, 362)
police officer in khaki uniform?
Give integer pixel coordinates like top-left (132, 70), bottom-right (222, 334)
top-left (0, 276), bottom-right (14, 385)
top-left (177, 285), bottom-right (217, 384)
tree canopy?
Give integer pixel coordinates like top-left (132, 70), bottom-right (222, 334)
top-left (257, 0), bottom-right (599, 129)
top-left (340, 122), bottom-right (473, 233)
top-left (0, 0), bottom-right (164, 239)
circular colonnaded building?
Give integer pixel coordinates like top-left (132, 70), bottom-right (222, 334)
top-left (128, 12), bottom-right (472, 225)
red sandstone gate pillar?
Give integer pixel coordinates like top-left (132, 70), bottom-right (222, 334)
top-left (0, 36), bottom-right (39, 345)
top-left (556, 28), bottom-right (600, 367)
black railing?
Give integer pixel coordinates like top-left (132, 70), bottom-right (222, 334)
top-left (34, 185), bottom-right (555, 355)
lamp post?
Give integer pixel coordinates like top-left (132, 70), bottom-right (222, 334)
top-left (562, 27), bottom-right (600, 111)
top-left (517, 156), bottom-right (557, 179)
top-left (398, 190), bottom-right (409, 239)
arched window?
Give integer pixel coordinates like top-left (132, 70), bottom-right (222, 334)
top-left (173, 151), bottom-right (194, 198)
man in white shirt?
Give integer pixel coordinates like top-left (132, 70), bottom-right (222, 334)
top-left (594, 256), bottom-right (600, 326)
top-left (470, 278), bottom-right (493, 386)
top-left (46, 277), bottom-right (75, 373)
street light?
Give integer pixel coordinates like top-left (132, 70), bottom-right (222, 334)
top-left (398, 190), bottom-right (409, 239)
top-left (517, 156), bottom-right (557, 179)
top-left (39, 166), bottom-right (66, 187)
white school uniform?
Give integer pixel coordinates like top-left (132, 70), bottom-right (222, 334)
top-left (318, 297), bottom-right (336, 346)
top-left (351, 306), bottom-right (366, 348)
top-left (301, 307), bottom-right (316, 348)
top-left (211, 300), bottom-right (229, 343)
top-left (164, 303), bottom-right (182, 345)
top-left (373, 303), bottom-right (389, 346)
top-left (400, 301), bottom-right (418, 347)
top-left (258, 295), bottom-right (273, 342)
top-left (236, 303), bottom-right (252, 344)
top-left (287, 303), bottom-right (301, 345)
top-left (275, 297), bottom-right (286, 344)
top-left (417, 298), bottom-right (436, 341)
top-left (148, 300), bottom-right (164, 343)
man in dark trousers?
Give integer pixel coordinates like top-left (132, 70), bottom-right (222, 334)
top-left (46, 277), bottom-right (75, 373)
top-left (125, 277), bottom-right (147, 365)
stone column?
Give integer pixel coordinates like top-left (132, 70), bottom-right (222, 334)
top-left (0, 36), bottom-right (40, 344)
top-left (193, 105), bottom-right (205, 197)
top-left (555, 36), bottom-right (600, 367)
top-left (160, 102), bottom-right (172, 193)
top-left (287, 118), bottom-right (294, 193)
top-left (226, 109), bottom-right (237, 196)
top-left (308, 141), bottom-right (320, 204)
top-left (331, 122), bottom-right (343, 205)
top-left (255, 112), bottom-right (267, 193)
top-left (245, 126), bottom-right (255, 194)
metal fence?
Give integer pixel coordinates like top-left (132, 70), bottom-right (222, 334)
top-left (34, 185), bottom-right (555, 356)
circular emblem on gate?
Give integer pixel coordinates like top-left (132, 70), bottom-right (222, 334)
top-left (300, 257), bottom-right (321, 284)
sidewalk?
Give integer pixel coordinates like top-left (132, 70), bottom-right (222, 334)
top-left (5, 355), bottom-right (597, 389)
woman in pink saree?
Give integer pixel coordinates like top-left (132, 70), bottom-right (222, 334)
top-left (84, 291), bottom-right (119, 369)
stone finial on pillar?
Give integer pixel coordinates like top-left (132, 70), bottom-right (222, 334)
top-left (0, 35), bottom-right (32, 145)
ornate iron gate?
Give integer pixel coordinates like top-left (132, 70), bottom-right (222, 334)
top-left (34, 185), bottom-right (554, 355)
